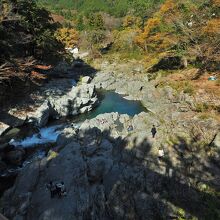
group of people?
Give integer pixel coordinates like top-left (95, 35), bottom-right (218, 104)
top-left (127, 124), bottom-right (157, 138)
top-left (97, 118), bottom-right (108, 124)
top-left (47, 181), bottom-right (67, 198)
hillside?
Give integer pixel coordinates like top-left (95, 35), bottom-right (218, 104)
top-left (0, 1), bottom-right (220, 220)
top-left (0, 0), bottom-right (65, 107)
top-left (0, 0), bottom-right (64, 63)
top-left (37, 0), bottom-right (164, 17)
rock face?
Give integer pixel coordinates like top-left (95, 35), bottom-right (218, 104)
top-left (52, 83), bottom-right (98, 116)
top-left (4, 148), bottom-right (25, 165)
top-left (213, 132), bottom-right (220, 149)
top-left (30, 100), bottom-right (52, 127)
top-left (2, 112), bottom-right (220, 220)
top-left (30, 78), bottom-right (98, 127)
top-left (1, 62), bottom-right (220, 220)
top-left (0, 123), bottom-right (10, 136)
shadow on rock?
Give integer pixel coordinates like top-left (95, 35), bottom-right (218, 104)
top-left (1, 126), bottom-right (220, 220)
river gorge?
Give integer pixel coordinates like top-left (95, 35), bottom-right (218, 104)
top-left (0, 60), bottom-right (220, 220)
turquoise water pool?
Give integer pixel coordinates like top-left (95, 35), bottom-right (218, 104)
top-left (75, 90), bottom-right (146, 121)
top-left (12, 91), bottom-right (146, 147)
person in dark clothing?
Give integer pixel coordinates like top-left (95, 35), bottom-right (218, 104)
top-left (47, 181), bottom-right (57, 198)
top-left (56, 182), bottom-right (67, 197)
top-left (127, 125), bottom-right (133, 132)
top-left (151, 125), bottom-right (157, 138)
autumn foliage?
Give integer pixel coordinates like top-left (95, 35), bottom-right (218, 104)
top-left (55, 28), bottom-right (79, 48)
top-left (212, 0), bottom-right (220, 6)
top-left (135, 0), bottom-right (179, 52)
top-left (122, 15), bottom-right (141, 28)
top-left (203, 18), bottom-right (220, 35)
top-left (135, 0), bottom-right (220, 70)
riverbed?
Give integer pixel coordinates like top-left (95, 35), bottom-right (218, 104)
top-left (10, 90), bottom-right (146, 148)
top-left (0, 89), bottom-right (146, 194)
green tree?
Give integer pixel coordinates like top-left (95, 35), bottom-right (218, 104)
top-left (36, 0), bottom-right (165, 18)
top-left (0, 0), bottom-right (64, 62)
top-left (76, 15), bottom-right (85, 31)
top-left (87, 13), bottom-right (104, 30)
top-left (87, 29), bottom-right (106, 49)
top-left (17, 0), bottom-right (63, 59)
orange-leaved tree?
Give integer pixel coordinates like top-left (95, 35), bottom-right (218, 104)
top-left (135, 0), bottom-right (180, 53)
top-left (55, 28), bottom-right (79, 48)
top-left (135, 0), bottom-right (220, 70)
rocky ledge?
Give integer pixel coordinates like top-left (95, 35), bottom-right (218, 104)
top-left (0, 76), bottom-right (98, 195)
top-left (29, 77), bottom-right (98, 127)
top-left (0, 76), bottom-right (98, 130)
top-left (1, 111), bottom-right (220, 220)
top-left (0, 61), bottom-right (220, 220)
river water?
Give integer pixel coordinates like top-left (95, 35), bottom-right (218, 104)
top-left (12, 90), bottom-right (146, 148)
top-left (0, 90), bottom-right (146, 194)
top-left (73, 90), bottom-right (146, 121)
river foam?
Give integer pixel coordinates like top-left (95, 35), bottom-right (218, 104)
top-left (12, 125), bottom-right (62, 148)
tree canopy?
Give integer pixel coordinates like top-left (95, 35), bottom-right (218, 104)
top-left (37, 0), bottom-right (164, 18)
top-left (0, 0), bottom-right (64, 63)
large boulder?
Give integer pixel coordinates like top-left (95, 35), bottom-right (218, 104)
top-left (28, 83), bottom-right (98, 127)
top-left (5, 148), bottom-right (25, 165)
top-left (0, 123), bottom-right (10, 137)
top-left (0, 128), bottom-right (21, 145)
top-left (52, 83), bottom-right (98, 117)
top-left (29, 100), bottom-right (52, 127)
top-left (213, 132), bottom-right (220, 149)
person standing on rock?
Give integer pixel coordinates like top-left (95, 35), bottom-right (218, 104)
top-left (56, 182), bottom-right (67, 197)
top-left (127, 125), bottom-right (133, 132)
top-left (47, 181), bottom-right (57, 198)
top-left (151, 125), bottom-right (157, 138)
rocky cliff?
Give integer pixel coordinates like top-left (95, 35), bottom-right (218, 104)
top-left (0, 61), bottom-right (220, 220)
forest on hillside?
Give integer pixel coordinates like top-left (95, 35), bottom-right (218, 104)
top-left (0, 0), bottom-right (65, 64)
top-left (0, 0), bottom-right (65, 106)
top-left (1, 0), bottom-right (219, 73)
top-left (38, 0), bottom-right (220, 73)
top-left (37, 0), bottom-right (164, 18)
